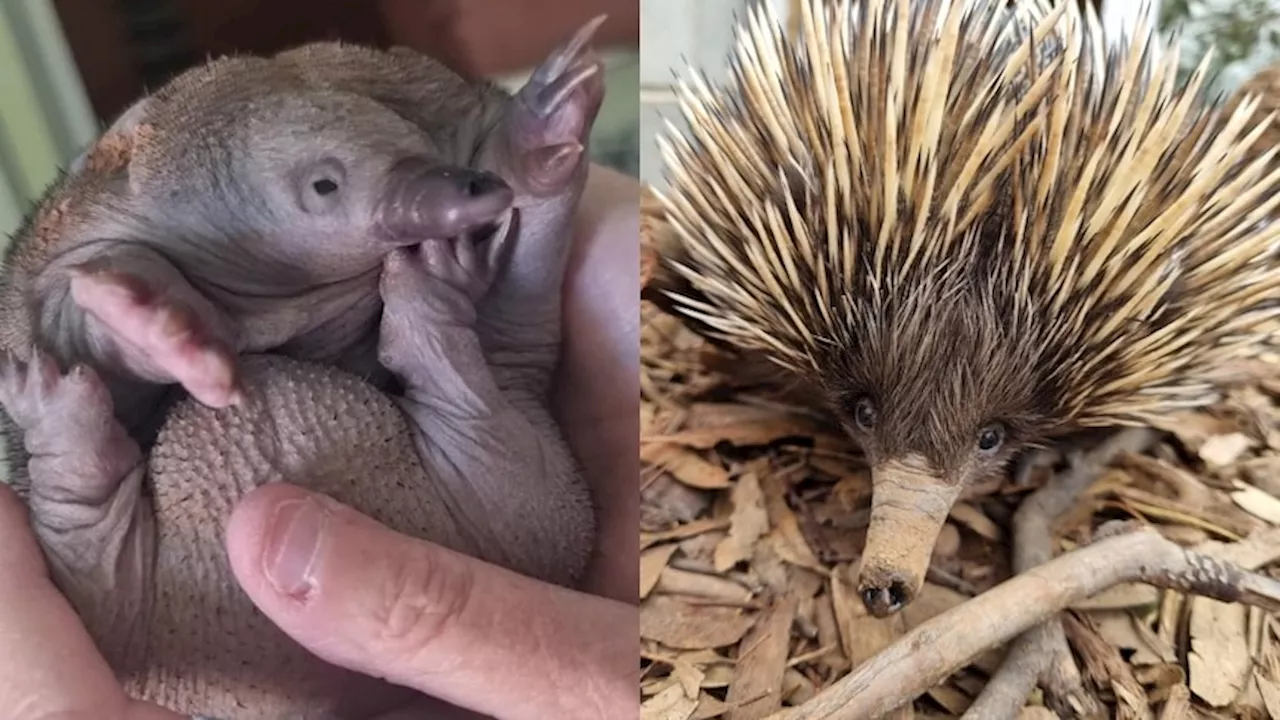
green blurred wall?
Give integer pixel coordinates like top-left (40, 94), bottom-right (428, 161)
top-left (0, 0), bottom-right (98, 245)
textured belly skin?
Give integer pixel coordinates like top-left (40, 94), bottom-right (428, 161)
top-left (130, 354), bottom-right (591, 719)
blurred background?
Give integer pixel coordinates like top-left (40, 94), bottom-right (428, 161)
top-left (0, 0), bottom-right (639, 242)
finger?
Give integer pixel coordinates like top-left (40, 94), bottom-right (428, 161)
top-left (0, 485), bottom-right (180, 720)
top-left (224, 484), bottom-right (636, 720)
top-left (555, 164), bottom-right (640, 603)
top-left (368, 695), bottom-right (490, 720)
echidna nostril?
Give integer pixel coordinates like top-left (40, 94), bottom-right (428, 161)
top-left (860, 579), bottom-right (913, 617)
top-left (887, 580), bottom-right (909, 611)
top-left (472, 171), bottom-right (515, 199)
top-left (465, 173), bottom-right (507, 198)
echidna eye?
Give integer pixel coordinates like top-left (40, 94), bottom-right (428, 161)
top-left (853, 397), bottom-right (877, 431)
top-left (977, 423), bottom-right (1005, 453)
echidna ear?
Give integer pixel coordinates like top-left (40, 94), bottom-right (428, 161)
top-left (67, 96), bottom-right (153, 190)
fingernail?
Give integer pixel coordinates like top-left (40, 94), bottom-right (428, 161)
top-left (264, 498), bottom-right (326, 599)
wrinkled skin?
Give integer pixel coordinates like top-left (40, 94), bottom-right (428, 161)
top-left (0, 18), bottom-right (605, 719)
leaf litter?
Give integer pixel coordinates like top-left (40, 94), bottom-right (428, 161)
top-left (638, 186), bottom-right (1280, 720)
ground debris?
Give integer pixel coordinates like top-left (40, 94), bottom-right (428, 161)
top-left (639, 188), bottom-right (1280, 718)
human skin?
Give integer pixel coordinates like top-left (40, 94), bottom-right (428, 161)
top-left (0, 164), bottom-right (640, 720)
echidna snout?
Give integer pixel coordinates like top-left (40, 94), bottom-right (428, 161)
top-left (831, 293), bottom-right (1052, 616)
top-left (855, 455), bottom-right (966, 617)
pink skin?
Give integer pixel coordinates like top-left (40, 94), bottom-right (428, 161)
top-left (0, 164), bottom-right (639, 720)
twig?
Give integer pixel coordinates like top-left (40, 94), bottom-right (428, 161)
top-left (963, 428), bottom-right (1155, 720)
top-left (761, 525), bottom-right (1280, 720)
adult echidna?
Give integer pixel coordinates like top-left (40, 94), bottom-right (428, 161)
top-left (651, 0), bottom-right (1280, 618)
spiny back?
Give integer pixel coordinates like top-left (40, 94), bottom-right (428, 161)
top-left (655, 0), bottom-right (1280, 446)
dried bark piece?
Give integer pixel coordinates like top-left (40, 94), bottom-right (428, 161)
top-left (657, 567), bottom-right (756, 604)
top-left (783, 668), bottom-right (818, 706)
top-left (901, 583), bottom-right (971, 638)
top-left (1090, 610), bottom-right (1176, 666)
top-left (1228, 481), bottom-right (1280, 524)
top-left (642, 544), bottom-right (682, 598)
top-left (642, 517), bottom-right (732, 550)
top-left (643, 444), bottom-right (734, 489)
top-left (1157, 684), bottom-right (1192, 720)
top-left (813, 592), bottom-right (850, 675)
top-left (643, 683), bottom-right (700, 720)
top-left (671, 655), bottom-right (707, 699)
top-left (726, 596), bottom-right (797, 720)
top-left (1062, 613), bottom-right (1152, 720)
top-left (1187, 596), bottom-right (1250, 706)
top-left (932, 523), bottom-right (962, 558)
top-left (1257, 671), bottom-right (1280, 718)
top-left (692, 694), bottom-right (733, 720)
top-left (1199, 433), bottom-right (1255, 469)
top-left (716, 473), bottom-right (771, 572)
top-left (641, 595), bottom-right (759, 650)
top-left (948, 503), bottom-right (1004, 542)
top-left (925, 683), bottom-right (972, 715)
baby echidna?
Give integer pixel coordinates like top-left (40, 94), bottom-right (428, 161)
top-left (651, 0), bottom-right (1280, 617)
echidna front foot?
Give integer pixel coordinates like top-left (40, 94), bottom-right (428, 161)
top-left (377, 236), bottom-right (506, 380)
top-left (66, 247), bottom-right (241, 409)
top-left (492, 15), bottom-right (605, 199)
top-left (470, 15), bottom-right (605, 387)
top-left (375, 240), bottom-right (594, 584)
top-left (0, 347), bottom-right (155, 673)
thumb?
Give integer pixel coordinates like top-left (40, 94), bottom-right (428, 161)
top-left (224, 483), bottom-right (635, 720)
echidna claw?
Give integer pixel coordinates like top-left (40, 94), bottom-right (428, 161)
top-left (501, 15), bottom-right (605, 197)
top-left (519, 14), bottom-right (605, 124)
top-left (531, 14), bottom-right (607, 85)
top-left (0, 344), bottom-right (112, 435)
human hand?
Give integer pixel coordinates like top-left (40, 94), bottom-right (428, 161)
top-left (0, 476), bottom-right (635, 720)
top-left (553, 163), bottom-right (640, 603)
top-left (0, 482), bottom-right (182, 720)
top-left (223, 481), bottom-right (636, 720)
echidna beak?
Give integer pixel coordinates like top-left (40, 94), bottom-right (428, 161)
top-left (856, 456), bottom-right (965, 618)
